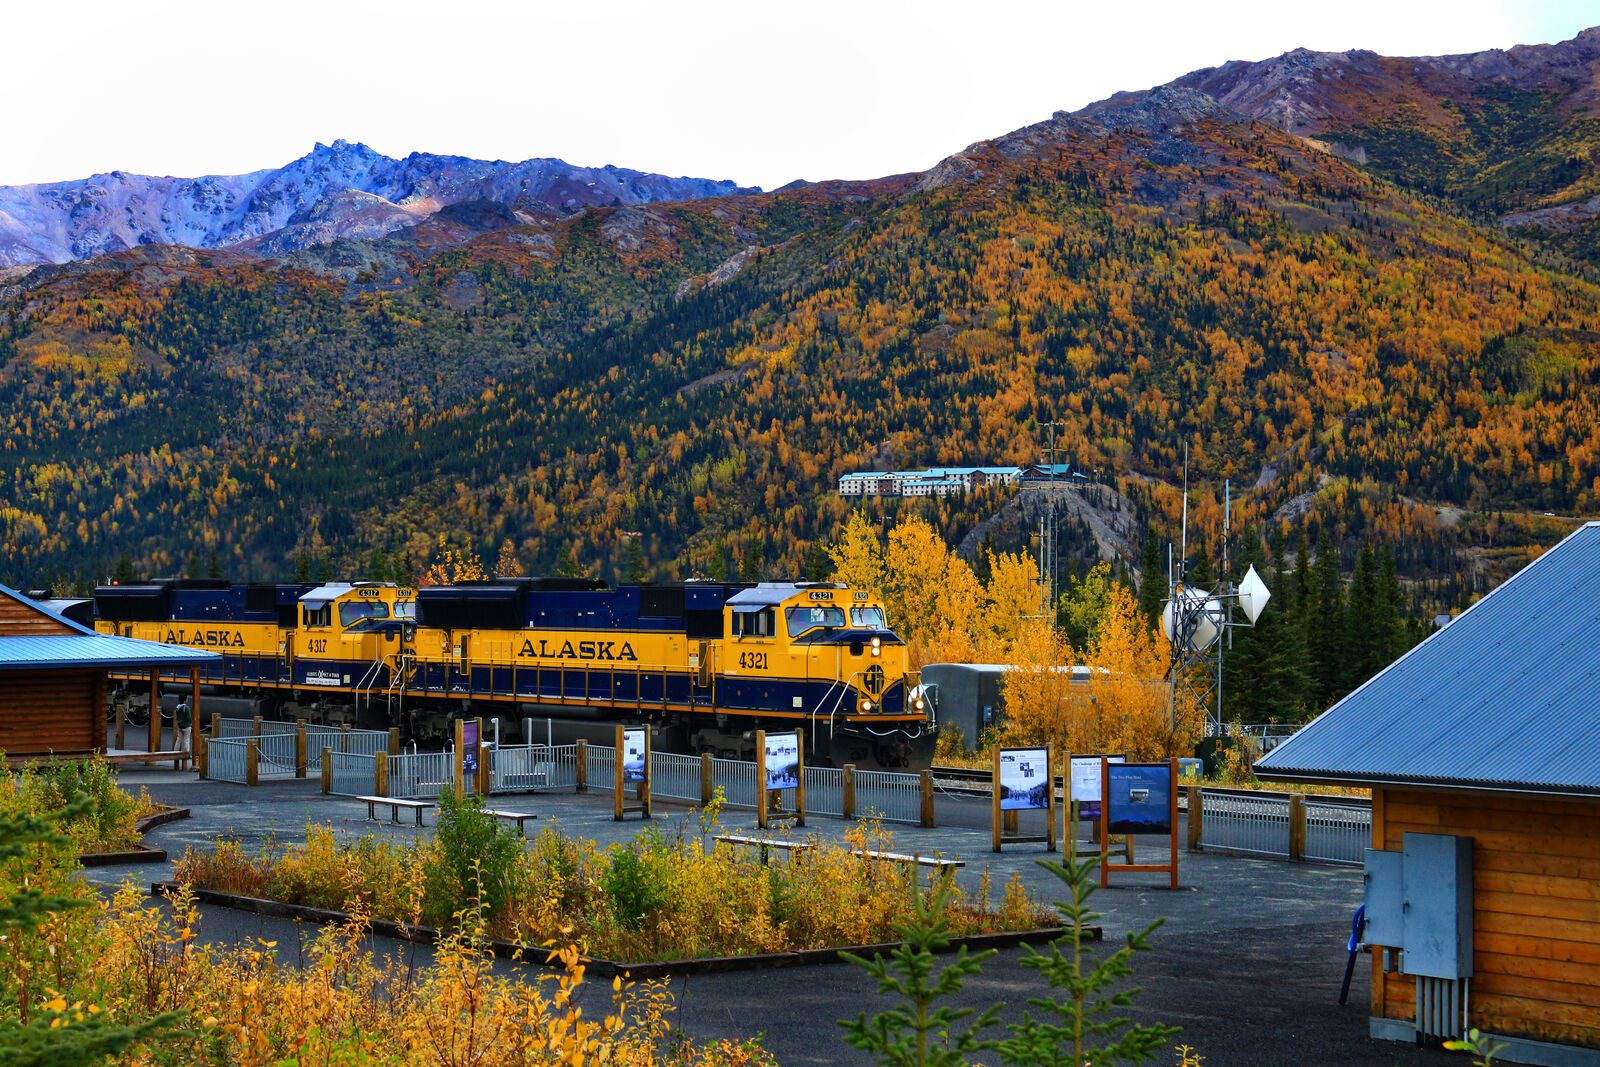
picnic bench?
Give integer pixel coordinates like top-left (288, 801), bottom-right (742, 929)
top-left (852, 848), bottom-right (965, 871)
top-left (714, 833), bottom-right (812, 864)
top-left (358, 796), bottom-right (435, 827)
top-left (483, 808), bottom-right (539, 835)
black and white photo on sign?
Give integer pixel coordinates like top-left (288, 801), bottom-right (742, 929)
top-left (998, 747), bottom-right (1049, 810)
top-left (622, 727), bottom-right (647, 783)
top-left (764, 732), bottom-right (800, 789)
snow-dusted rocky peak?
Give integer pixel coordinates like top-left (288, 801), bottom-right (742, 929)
top-left (0, 141), bottom-right (758, 266)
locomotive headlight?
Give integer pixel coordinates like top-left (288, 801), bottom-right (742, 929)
top-left (912, 696), bottom-right (926, 712)
top-left (859, 698), bottom-right (874, 713)
top-left (871, 636), bottom-right (881, 657)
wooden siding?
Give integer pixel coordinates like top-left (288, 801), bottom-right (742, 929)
top-left (0, 593), bottom-right (76, 636)
top-left (1372, 786), bottom-right (1600, 1050)
top-left (0, 669), bottom-right (100, 755)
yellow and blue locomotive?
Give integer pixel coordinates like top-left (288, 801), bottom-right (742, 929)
top-left (93, 577), bottom-right (934, 768)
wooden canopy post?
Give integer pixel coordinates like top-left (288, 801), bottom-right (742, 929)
top-left (190, 666), bottom-right (201, 733)
top-left (147, 668), bottom-right (162, 755)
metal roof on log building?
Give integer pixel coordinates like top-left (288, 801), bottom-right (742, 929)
top-left (1256, 522), bottom-right (1600, 796)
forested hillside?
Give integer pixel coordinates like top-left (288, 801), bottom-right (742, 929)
top-left (2, 38), bottom-right (1598, 636)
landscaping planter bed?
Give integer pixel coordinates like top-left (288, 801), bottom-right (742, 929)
top-left (150, 881), bottom-right (1090, 979)
top-left (78, 806), bottom-right (189, 866)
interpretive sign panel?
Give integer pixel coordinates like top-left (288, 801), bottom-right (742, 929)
top-left (622, 728), bottom-right (647, 784)
top-left (764, 732), bottom-right (801, 790)
top-left (1106, 762), bottom-right (1174, 835)
top-left (1070, 753), bottom-right (1125, 820)
top-left (999, 747), bottom-right (1050, 810)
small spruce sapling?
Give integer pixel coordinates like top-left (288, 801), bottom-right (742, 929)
top-left (997, 811), bottom-right (1180, 1067)
top-left (838, 872), bottom-right (1001, 1067)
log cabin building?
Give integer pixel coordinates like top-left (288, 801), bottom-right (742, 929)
top-left (1258, 522), bottom-right (1600, 1066)
top-left (0, 582), bottom-right (218, 758)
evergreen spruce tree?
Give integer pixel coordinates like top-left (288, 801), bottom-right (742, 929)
top-left (1376, 546), bottom-right (1406, 666)
top-left (293, 549), bottom-right (313, 584)
top-left (802, 541), bottom-right (830, 582)
top-left (1344, 546), bottom-right (1380, 691)
top-left (1308, 534), bottom-right (1345, 707)
top-left (112, 553), bottom-right (136, 585)
top-left (1137, 532), bottom-right (1164, 625)
top-left (620, 537), bottom-right (647, 583)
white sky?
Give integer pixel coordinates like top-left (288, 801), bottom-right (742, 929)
top-left (5, 0), bottom-right (1596, 190)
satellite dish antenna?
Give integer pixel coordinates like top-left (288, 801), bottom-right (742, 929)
top-left (1161, 586), bottom-right (1224, 652)
top-left (1237, 564), bottom-right (1272, 625)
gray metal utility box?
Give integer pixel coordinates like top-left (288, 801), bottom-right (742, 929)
top-left (1362, 832), bottom-right (1473, 980)
top-left (920, 664), bottom-right (1010, 750)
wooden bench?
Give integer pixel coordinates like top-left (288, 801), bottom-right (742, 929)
top-left (852, 848), bottom-right (965, 871)
top-left (483, 809), bottom-right (538, 835)
top-left (714, 833), bottom-right (812, 864)
top-left (358, 796), bottom-right (435, 827)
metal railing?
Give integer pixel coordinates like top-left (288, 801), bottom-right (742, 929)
top-left (804, 765), bottom-right (845, 817)
top-left (1196, 788), bottom-right (1369, 865)
top-left (328, 752), bottom-right (377, 797)
top-left (489, 745), bottom-right (557, 794)
top-left (585, 745), bottom-right (616, 793)
top-left (1303, 797), bottom-right (1372, 865)
top-left (709, 756), bottom-right (758, 810)
top-left (214, 716), bottom-right (297, 737)
top-left (1199, 791), bottom-right (1289, 858)
top-left (252, 732), bottom-right (300, 776)
top-left (389, 750), bottom-right (455, 799)
top-left (206, 737), bottom-right (251, 783)
top-left (651, 751), bottom-right (701, 803)
top-left (853, 768), bottom-right (922, 825)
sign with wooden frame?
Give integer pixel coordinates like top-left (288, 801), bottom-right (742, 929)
top-left (992, 745), bottom-right (1057, 852)
top-left (615, 726), bottom-right (651, 820)
top-left (1098, 757), bottom-right (1178, 889)
top-left (756, 729), bottom-right (805, 829)
top-left (454, 717), bottom-right (484, 795)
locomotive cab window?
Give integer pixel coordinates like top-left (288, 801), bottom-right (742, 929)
top-left (340, 601), bottom-right (390, 628)
top-left (303, 604), bottom-right (332, 628)
top-left (734, 608), bottom-right (776, 639)
top-left (787, 605), bottom-right (845, 637)
top-left (850, 606), bottom-right (887, 629)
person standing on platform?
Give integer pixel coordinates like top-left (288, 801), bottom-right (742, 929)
top-left (174, 699), bottom-right (192, 768)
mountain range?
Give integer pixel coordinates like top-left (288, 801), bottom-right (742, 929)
top-left (0, 141), bottom-right (756, 266)
top-left (2, 26), bottom-right (1599, 609)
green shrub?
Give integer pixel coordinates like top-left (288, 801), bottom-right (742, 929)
top-left (424, 789), bottom-right (522, 928)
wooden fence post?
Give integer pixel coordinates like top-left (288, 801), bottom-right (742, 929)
top-left (1289, 795), bottom-right (1307, 862)
top-left (195, 732), bottom-right (208, 778)
top-left (842, 764), bottom-right (856, 821)
top-left (388, 727), bottom-right (400, 756)
top-left (295, 725), bottom-right (308, 779)
top-left (575, 739), bottom-right (587, 792)
top-left (919, 770), bottom-right (935, 828)
top-left (375, 752), bottom-right (389, 798)
top-left (321, 747), bottom-right (332, 794)
top-left (700, 753), bottom-right (713, 806)
top-left (210, 712), bottom-right (221, 738)
top-left (340, 722), bottom-right (351, 754)
top-left (114, 697), bottom-right (126, 750)
top-left (1187, 787), bottom-right (1204, 850)
top-left (246, 738), bottom-right (259, 787)
top-left (755, 730), bottom-right (768, 830)
top-left (252, 715), bottom-right (263, 737)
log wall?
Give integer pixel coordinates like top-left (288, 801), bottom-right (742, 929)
top-left (0, 669), bottom-right (100, 756)
top-left (1372, 786), bottom-right (1600, 1050)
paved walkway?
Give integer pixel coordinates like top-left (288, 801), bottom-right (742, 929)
top-left (88, 766), bottom-right (1450, 1067)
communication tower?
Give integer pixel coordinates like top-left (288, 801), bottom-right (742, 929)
top-left (1162, 469), bottom-right (1271, 737)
